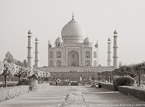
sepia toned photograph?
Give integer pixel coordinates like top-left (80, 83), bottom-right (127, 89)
top-left (0, 0), bottom-right (145, 107)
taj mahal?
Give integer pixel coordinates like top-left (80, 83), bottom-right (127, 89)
top-left (27, 14), bottom-right (118, 80)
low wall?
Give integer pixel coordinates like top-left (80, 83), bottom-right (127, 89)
top-left (98, 82), bottom-right (145, 101)
top-left (98, 82), bottom-right (115, 91)
top-left (118, 86), bottom-right (145, 101)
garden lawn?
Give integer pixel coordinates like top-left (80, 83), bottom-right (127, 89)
top-left (0, 86), bottom-right (144, 107)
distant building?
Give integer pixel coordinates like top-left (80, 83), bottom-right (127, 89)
top-left (28, 15), bottom-right (118, 80)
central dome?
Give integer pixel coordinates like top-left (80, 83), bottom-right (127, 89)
top-left (61, 17), bottom-right (85, 43)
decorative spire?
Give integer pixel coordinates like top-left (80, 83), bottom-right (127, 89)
top-left (72, 12), bottom-right (74, 20)
top-left (96, 40), bottom-right (98, 44)
top-left (48, 40), bottom-right (50, 44)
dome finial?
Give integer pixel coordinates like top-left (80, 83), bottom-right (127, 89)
top-left (72, 12), bottom-right (74, 20)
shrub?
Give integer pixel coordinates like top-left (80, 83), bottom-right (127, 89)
top-left (18, 79), bottom-right (31, 85)
top-left (113, 76), bottom-right (135, 91)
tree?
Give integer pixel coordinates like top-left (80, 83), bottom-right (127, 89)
top-left (112, 66), bottom-right (128, 76)
top-left (4, 51), bottom-right (14, 63)
top-left (2, 61), bottom-right (18, 87)
top-left (113, 65), bottom-right (137, 77)
top-left (112, 62), bottom-right (145, 87)
top-left (134, 62), bottom-right (145, 86)
top-left (2, 62), bottom-right (9, 87)
top-left (0, 61), bottom-right (4, 75)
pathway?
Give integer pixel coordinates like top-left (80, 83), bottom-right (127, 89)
top-left (0, 86), bottom-right (144, 107)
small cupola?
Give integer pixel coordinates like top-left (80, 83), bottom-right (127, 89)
top-left (84, 37), bottom-right (90, 46)
top-left (55, 37), bottom-right (63, 47)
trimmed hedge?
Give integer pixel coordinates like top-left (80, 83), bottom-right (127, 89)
top-left (113, 76), bottom-right (135, 91)
top-left (118, 86), bottom-right (145, 101)
top-left (98, 82), bottom-right (115, 91)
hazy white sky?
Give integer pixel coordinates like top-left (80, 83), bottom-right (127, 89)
top-left (0, 0), bottom-right (145, 66)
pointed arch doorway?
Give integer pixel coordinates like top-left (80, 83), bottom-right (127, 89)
top-left (68, 50), bottom-right (79, 66)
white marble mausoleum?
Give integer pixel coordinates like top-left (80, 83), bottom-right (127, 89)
top-left (27, 15), bottom-right (118, 80)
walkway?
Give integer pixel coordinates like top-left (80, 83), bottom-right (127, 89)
top-left (0, 86), bottom-right (144, 107)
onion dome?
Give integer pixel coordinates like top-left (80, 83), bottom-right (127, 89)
top-left (84, 37), bottom-right (89, 44)
top-left (108, 38), bottom-right (111, 41)
top-left (114, 30), bottom-right (117, 34)
top-left (35, 38), bottom-right (38, 41)
top-left (61, 15), bottom-right (85, 43)
top-left (28, 30), bottom-right (32, 34)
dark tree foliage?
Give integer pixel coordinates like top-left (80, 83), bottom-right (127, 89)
top-left (112, 62), bottom-right (145, 86)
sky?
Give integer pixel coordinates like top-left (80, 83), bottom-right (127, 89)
top-left (0, 0), bottom-right (145, 67)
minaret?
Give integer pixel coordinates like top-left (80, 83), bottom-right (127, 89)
top-left (48, 40), bottom-right (51, 66)
top-left (107, 38), bottom-right (111, 67)
top-left (95, 40), bottom-right (99, 66)
top-left (113, 30), bottom-right (118, 68)
top-left (34, 38), bottom-right (39, 67)
top-left (27, 30), bottom-right (32, 68)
